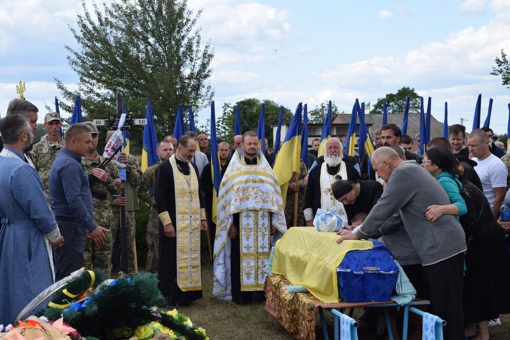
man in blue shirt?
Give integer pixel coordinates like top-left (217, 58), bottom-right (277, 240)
top-left (50, 123), bottom-right (107, 280)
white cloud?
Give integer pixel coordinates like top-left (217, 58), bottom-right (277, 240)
top-left (379, 10), bottom-right (394, 19)
top-left (459, 0), bottom-right (487, 14)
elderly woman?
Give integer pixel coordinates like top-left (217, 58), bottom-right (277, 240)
top-left (423, 145), bottom-right (510, 340)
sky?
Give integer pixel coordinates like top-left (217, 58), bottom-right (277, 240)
top-left (1, 0), bottom-right (510, 134)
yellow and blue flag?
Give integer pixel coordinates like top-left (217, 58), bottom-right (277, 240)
top-left (317, 100), bottom-right (332, 157)
top-left (483, 98), bottom-right (493, 128)
top-left (234, 105), bottom-right (241, 136)
top-left (210, 101), bottom-right (222, 223)
top-left (141, 101), bottom-right (159, 172)
top-left (365, 102), bottom-right (371, 111)
top-left (443, 102), bottom-right (449, 139)
top-left (345, 100), bottom-right (358, 157)
top-left (173, 104), bottom-right (185, 140)
top-left (70, 95), bottom-right (82, 125)
top-left (271, 106), bottom-right (284, 167)
top-left (472, 94), bottom-right (482, 131)
top-left (401, 96), bottom-right (410, 135)
top-left (188, 105), bottom-right (196, 132)
top-left (301, 103), bottom-right (309, 168)
top-left (257, 103), bottom-right (265, 155)
top-left (273, 103), bottom-right (302, 204)
top-left (357, 101), bottom-right (374, 160)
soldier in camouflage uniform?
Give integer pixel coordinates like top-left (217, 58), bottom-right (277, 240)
top-left (81, 122), bottom-right (123, 276)
top-left (137, 140), bottom-right (174, 273)
top-left (107, 130), bottom-right (145, 275)
top-left (31, 112), bottom-right (64, 199)
top-left (285, 159), bottom-right (308, 227)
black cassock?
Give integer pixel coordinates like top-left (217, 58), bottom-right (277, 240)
top-left (155, 157), bottom-right (204, 305)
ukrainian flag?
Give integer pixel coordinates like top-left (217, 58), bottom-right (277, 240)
top-left (122, 103), bottom-right (130, 154)
top-left (141, 101), bottom-right (159, 172)
top-left (301, 104), bottom-right (309, 168)
top-left (483, 98), bottom-right (493, 128)
top-left (365, 101), bottom-right (371, 111)
top-left (345, 100), bottom-right (358, 157)
top-left (70, 95), bottom-right (82, 125)
top-left (173, 104), bottom-right (185, 140)
top-left (357, 101), bottom-right (374, 160)
top-left (257, 103), bottom-right (265, 155)
top-left (210, 101), bottom-right (222, 224)
top-left (273, 103), bottom-right (302, 206)
top-left (271, 106), bottom-right (284, 167)
top-left (317, 101), bottom-right (332, 157)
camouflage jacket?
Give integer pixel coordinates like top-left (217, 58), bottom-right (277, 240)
top-left (112, 154), bottom-right (144, 212)
top-left (31, 135), bottom-right (64, 198)
top-left (82, 153), bottom-right (124, 227)
top-left (137, 162), bottom-right (160, 209)
top-left (501, 154), bottom-right (510, 190)
top-left (285, 160), bottom-right (308, 226)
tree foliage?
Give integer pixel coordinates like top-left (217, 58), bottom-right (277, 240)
top-left (55, 0), bottom-right (214, 151)
top-left (308, 101), bottom-right (340, 124)
top-left (491, 49), bottom-right (510, 90)
top-left (217, 98), bottom-right (294, 148)
top-left (371, 87), bottom-right (421, 115)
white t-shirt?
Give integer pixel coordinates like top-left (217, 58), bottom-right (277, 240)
top-left (473, 154), bottom-right (508, 208)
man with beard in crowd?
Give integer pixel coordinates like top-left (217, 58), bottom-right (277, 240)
top-left (303, 138), bottom-right (359, 226)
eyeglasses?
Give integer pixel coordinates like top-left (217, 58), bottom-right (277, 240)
top-left (422, 159), bottom-right (432, 163)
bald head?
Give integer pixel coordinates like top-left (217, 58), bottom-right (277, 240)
top-left (372, 146), bottom-right (401, 164)
top-left (371, 146), bottom-right (403, 182)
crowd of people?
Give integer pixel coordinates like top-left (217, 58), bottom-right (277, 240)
top-left (2, 98), bottom-right (510, 340)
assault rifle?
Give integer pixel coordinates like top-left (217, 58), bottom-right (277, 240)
top-left (89, 145), bottom-right (122, 200)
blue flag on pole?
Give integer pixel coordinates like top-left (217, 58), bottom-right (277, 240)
top-left (301, 104), bottom-right (309, 168)
top-left (234, 105), bottom-right (241, 136)
top-left (271, 106), bottom-right (284, 167)
top-left (507, 104), bottom-right (510, 151)
top-left (382, 101), bottom-right (388, 126)
top-left (122, 103), bottom-right (130, 154)
top-left (443, 102), bottom-right (449, 139)
top-left (401, 96), bottom-right (410, 135)
top-left (472, 94), bottom-right (482, 131)
top-left (173, 104), bottom-right (185, 140)
top-left (317, 101), bottom-right (332, 157)
top-left (345, 100), bottom-right (358, 157)
top-left (210, 101), bottom-right (222, 225)
top-left (141, 101), bottom-right (159, 172)
top-left (70, 95), bottom-right (82, 125)
top-left (419, 97), bottom-right (426, 155)
top-left (188, 105), bottom-right (196, 132)
top-left (257, 103), bottom-right (265, 156)
top-left (483, 98), bottom-right (493, 128)
top-left (55, 97), bottom-right (63, 136)
top-left (425, 97), bottom-right (432, 149)
top-left (357, 101), bottom-right (374, 161)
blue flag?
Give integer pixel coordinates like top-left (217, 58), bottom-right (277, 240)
top-left (507, 104), bottom-right (510, 151)
top-left (122, 103), bottom-right (130, 154)
top-left (70, 95), bottom-right (82, 125)
top-left (141, 101), bottom-right (159, 172)
top-left (210, 101), bottom-right (221, 195)
top-left (271, 106), bottom-right (284, 167)
top-left (234, 105), bottom-right (241, 136)
top-left (317, 100), bottom-right (332, 157)
top-left (425, 97), bottom-right (432, 148)
top-left (257, 103), bottom-right (265, 156)
top-left (419, 97), bottom-right (426, 155)
top-left (345, 100), bottom-right (358, 157)
top-left (472, 94), bottom-right (482, 131)
top-left (173, 104), bottom-right (185, 140)
top-left (188, 105), bottom-right (196, 132)
top-left (443, 102), bottom-right (449, 139)
top-left (401, 96), bottom-right (410, 135)
top-left (357, 101), bottom-right (374, 161)
top-left (382, 101), bottom-right (388, 125)
top-left (301, 104), bottom-right (309, 168)
top-left (55, 97), bottom-right (63, 136)
top-left (483, 98), bottom-right (493, 128)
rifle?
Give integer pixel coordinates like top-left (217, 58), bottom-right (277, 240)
top-left (89, 145), bottom-right (122, 200)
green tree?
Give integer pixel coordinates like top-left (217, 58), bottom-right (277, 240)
top-left (55, 0), bottom-right (214, 152)
top-left (372, 87), bottom-right (421, 115)
top-left (491, 49), bottom-right (510, 90)
top-left (217, 99), bottom-right (293, 148)
top-left (308, 101), bottom-right (340, 124)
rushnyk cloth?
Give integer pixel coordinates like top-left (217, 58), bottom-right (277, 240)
top-left (212, 149), bottom-right (287, 300)
top-left (272, 227), bottom-right (373, 303)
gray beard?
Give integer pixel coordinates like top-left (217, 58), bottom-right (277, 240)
top-left (324, 155), bottom-right (341, 167)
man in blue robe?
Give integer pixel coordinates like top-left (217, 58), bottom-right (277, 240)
top-left (0, 114), bottom-right (64, 325)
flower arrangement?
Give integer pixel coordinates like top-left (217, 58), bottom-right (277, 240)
top-left (131, 309), bottom-right (208, 340)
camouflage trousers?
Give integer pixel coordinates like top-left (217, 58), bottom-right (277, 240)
top-left (112, 210), bottom-right (136, 275)
top-left (285, 193), bottom-right (305, 228)
top-left (145, 208), bottom-right (159, 273)
top-left (83, 225), bottom-right (113, 276)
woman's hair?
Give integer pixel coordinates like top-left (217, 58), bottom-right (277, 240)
top-left (331, 178), bottom-right (354, 199)
top-left (425, 145), bottom-right (462, 175)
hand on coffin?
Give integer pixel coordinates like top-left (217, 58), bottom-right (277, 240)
top-left (336, 229), bottom-right (358, 243)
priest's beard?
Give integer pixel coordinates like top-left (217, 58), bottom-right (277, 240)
top-left (324, 154), bottom-right (341, 167)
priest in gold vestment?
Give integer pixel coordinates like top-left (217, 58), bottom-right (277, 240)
top-left (155, 135), bottom-right (207, 306)
top-left (213, 131), bottom-right (287, 304)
